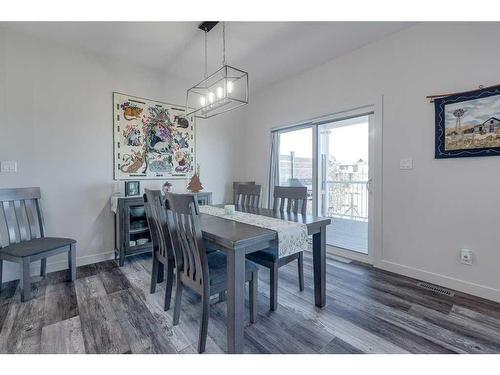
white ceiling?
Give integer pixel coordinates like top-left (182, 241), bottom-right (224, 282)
top-left (1, 22), bottom-right (414, 91)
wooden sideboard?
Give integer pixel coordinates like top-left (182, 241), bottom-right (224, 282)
top-left (113, 192), bottom-right (212, 266)
top-left (195, 191), bottom-right (212, 205)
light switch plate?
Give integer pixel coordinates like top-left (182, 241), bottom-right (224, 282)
top-left (1, 161), bottom-right (17, 173)
top-left (399, 158), bottom-right (413, 170)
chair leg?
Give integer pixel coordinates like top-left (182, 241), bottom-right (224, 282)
top-left (0, 259), bottom-right (3, 293)
top-left (218, 291), bottom-right (226, 302)
top-left (20, 257), bottom-right (31, 302)
top-left (164, 262), bottom-right (174, 311)
top-left (249, 271), bottom-right (258, 324)
top-left (270, 263), bottom-right (278, 311)
top-left (173, 275), bottom-right (183, 326)
top-left (198, 291), bottom-right (210, 353)
top-left (298, 252), bottom-right (304, 292)
top-left (40, 258), bottom-right (47, 277)
top-left (68, 243), bottom-right (77, 282)
top-left (157, 262), bottom-right (165, 283)
top-left (150, 256), bottom-right (159, 294)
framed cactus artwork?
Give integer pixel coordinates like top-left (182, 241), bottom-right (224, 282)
top-left (113, 92), bottom-right (195, 179)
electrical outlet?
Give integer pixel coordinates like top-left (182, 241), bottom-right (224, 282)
top-left (460, 248), bottom-right (473, 265)
top-left (399, 158), bottom-right (413, 170)
top-left (1, 161), bottom-right (17, 173)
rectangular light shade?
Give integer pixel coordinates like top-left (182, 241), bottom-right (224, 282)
top-left (186, 65), bottom-right (248, 119)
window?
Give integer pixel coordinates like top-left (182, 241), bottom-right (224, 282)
top-left (270, 126), bottom-right (313, 214)
top-left (270, 106), bottom-right (374, 258)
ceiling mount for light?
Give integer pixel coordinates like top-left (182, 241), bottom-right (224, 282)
top-left (186, 21), bottom-right (249, 119)
top-left (198, 21), bottom-right (219, 32)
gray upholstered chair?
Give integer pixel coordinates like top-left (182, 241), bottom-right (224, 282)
top-left (246, 186), bottom-right (308, 311)
top-left (0, 187), bottom-right (77, 302)
top-left (165, 193), bottom-right (258, 353)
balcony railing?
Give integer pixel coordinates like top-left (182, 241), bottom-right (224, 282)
top-left (323, 180), bottom-right (368, 221)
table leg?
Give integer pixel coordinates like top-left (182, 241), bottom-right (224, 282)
top-left (312, 226), bottom-right (326, 308)
top-left (226, 250), bottom-right (245, 354)
top-left (69, 243), bottom-right (77, 281)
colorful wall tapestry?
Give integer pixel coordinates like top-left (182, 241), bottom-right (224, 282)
top-left (113, 92), bottom-right (195, 179)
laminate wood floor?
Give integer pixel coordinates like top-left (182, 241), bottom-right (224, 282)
top-left (1, 251), bottom-right (500, 354)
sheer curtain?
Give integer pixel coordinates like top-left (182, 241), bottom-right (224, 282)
top-left (268, 131), bottom-right (280, 208)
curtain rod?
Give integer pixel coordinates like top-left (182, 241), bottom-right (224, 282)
top-left (426, 83), bottom-right (500, 103)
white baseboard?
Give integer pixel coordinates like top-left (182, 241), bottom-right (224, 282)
top-left (1, 251), bottom-right (116, 283)
top-left (377, 259), bottom-right (500, 303)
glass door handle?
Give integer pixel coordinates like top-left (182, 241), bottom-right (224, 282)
top-left (366, 178), bottom-right (373, 194)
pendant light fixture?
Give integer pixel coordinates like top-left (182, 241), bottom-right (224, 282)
top-left (186, 21), bottom-right (249, 119)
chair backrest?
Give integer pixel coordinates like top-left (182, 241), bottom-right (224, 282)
top-left (164, 193), bottom-right (208, 290)
top-left (143, 189), bottom-right (174, 261)
top-left (273, 186), bottom-right (308, 215)
top-left (0, 187), bottom-right (45, 248)
top-left (234, 184), bottom-right (261, 208)
top-left (233, 181), bottom-right (255, 204)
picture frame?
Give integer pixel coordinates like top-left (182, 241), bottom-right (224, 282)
top-left (113, 92), bottom-right (196, 180)
top-left (125, 181), bottom-right (140, 197)
top-left (435, 86), bottom-right (500, 159)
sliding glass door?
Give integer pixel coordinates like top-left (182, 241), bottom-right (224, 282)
top-left (318, 115), bottom-right (370, 254)
top-left (272, 108), bottom-right (374, 260)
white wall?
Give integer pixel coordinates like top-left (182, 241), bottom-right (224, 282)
top-left (0, 28), bottom-right (242, 281)
top-left (240, 22), bottom-right (500, 302)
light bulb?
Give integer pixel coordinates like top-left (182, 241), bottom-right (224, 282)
top-left (208, 92), bottom-right (214, 103)
top-left (216, 86), bottom-right (223, 99)
top-left (200, 96), bottom-right (206, 106)
top-left (227, 81), bottom-right (233, 93)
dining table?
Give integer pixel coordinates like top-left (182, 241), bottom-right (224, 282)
top-left (199, 204), bottom-right (331, 354)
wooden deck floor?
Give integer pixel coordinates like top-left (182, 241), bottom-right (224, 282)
top-left (327, 217), bottom-right (368, 254)
top-left (1, 251), bottom-right (500, 354)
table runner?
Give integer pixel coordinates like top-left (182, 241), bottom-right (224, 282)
top-left (199, 206), bottom-right (308, 258)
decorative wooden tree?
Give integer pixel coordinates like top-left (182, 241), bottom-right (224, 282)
top-left (187, 165), bottom-right (203, 193)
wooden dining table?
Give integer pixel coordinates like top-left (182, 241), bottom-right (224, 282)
top-left (199, 205), bottom-right (331, 354)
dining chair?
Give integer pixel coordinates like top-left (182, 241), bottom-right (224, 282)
top-left (0, 187), bottom-right (77, 302)
top-left (143, 189), bottom-right (175, 311)
top-left (246, 186), bottom-right (308, 311)
top-left (165, 193), bottom-right (258, 353)
top-left (234, 183), bottom-right (261, 208)
top-left (232, 181), bottom-right (255, 204)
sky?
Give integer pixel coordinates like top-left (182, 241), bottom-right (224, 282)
top-left (445, 94), bottom-right (500, 128)
top-left (279, 117), bottom-right (368, 163)
top-left (328, 121), bottom-right (368, 163)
